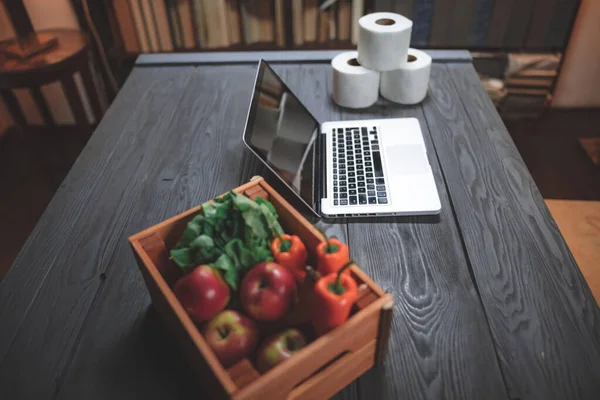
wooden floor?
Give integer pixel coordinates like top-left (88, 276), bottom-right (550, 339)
top-left (546, 200), bottom-right (600, 304)
top-left (505, 110), bottom-right (600, 201)
top-left (0, 110), bottom-right (599, 281)
top-left (0, 126), bottom-right (93, 279)
top-left (506, 111), bottom-right (600, 301)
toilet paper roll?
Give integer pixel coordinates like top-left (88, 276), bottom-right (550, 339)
top-left (331, 51), bottom-right (380, 109)
top-left (380, 48), bottom-right (432, 105)
top-left (357, 12), bottom-right (413, 72)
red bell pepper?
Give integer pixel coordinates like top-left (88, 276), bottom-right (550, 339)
top-left (312, 260), bottom-right (358, 335)
top-left (315, 231), bottom-right (350, 276)
top-left (271, 234), bottom-right (308, 283)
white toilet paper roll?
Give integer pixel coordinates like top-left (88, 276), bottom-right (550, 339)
top-left (331, 51), bottom-right (380, 109)
top-left (380, 48), bottom-right (432, 105)
top-left (357, 12), bottom-right (412, 72)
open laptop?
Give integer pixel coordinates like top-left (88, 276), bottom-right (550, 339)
top-left (242, 59), bottom-right (441, 218)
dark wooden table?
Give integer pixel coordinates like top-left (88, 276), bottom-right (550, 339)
top-left (1, 50), bottom-right (599, 400)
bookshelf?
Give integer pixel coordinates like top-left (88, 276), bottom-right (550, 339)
top-left (100, 1), bottom-right (581, 59)
top-left (75, 0), bottom-right (580, 119)
top-left (107, 0), bottom-right (373, 58)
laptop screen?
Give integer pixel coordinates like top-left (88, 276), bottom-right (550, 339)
top-left (243, 60), bottom-right (321, 212)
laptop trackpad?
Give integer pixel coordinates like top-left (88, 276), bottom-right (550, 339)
top-left (385, 145), bottom-right (430, 175)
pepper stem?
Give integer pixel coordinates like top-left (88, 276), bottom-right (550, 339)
top-left (317, 228), bottom-right (339, 253)
top-left (329, 259), bottom-right (354, 294)
top-left (278, 234), bottom-right (291, 252)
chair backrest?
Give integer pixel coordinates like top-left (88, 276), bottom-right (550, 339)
top-left (3, 0), bottom-right (35, 39)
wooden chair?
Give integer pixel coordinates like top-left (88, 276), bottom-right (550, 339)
top-left (0, 29), bottom-right (102, 136)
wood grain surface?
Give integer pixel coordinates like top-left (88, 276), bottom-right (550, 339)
top-left (0, 56), bottom-right (598, 400)
top-left (423, 63), bottom-right (600, 400)
top-left (338, 84), bottom-right (507, 400)
top-left (53, 65), bottom-right (258, 400)
top-left (0, 66), bottom-right (194, 399)
top-left (53, 63), bottom-right (356, 400)
top-left (0, 68), bottom-right (177, 360)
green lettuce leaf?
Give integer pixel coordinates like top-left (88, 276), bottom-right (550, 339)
top-left (172, 191), bottom-right (282, 289)
top-left (255, 197), bottom-right (277, 215)
top-left (212, 253), bottom-right (238, 290)
top-left (170, 248), bottom-right (194, 269)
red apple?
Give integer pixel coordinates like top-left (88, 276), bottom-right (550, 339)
top-left (241, 262), bottom-right (297, 321)
top-left (173, 265), bottom-right (230, 323)
top-left (202, 310), bottom-right (259, 368)
top-left (256, 329), bottom-right (307, 373)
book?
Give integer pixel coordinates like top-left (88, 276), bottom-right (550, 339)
top-left (304, 0), bottom-right (318, 42)
top-left (411, 0), bottom-right (434, 46)
top-left (240, 0), bottom-right (251, 44)
top-left (204, 0), bottom-right (230, 47)
top-left (486, 0), bottom-right (514, 47)
top-left (525, 0), bottom-right (556, 47)
top-left (217, 0), bottom-right (231, 46)
top-left (469, 0), bottom-right (494, 46)
top-left (328, 5), bottom-right (336, 41)
top-left (338, 0), bottom-right (350, 41)
top-left (244, 0), bottom-right (260, 44)
top-left (292, 0), bottom-right (304, 46)
top-left (129, 0), bottom-right (150, 52)
top-left (258, 0), bottom-right (274, 42)
top-left (113, 0), bottom-right (140, 52)
top-left (226, 0), bottom-right (241, 45)
top-left (274, 0), bottom-right (285, 47)
top-left (153, 0), bottom-right (174, 51)
top-left (430, 0), bottom-right (476, 47)
top-left (177, 0), bottom-right (196, 49)
top-left (167, 0), bottom-right (183, 49)
top-left (0, 35), bottom-right (58, 59)
top-left (513, 69), bottom-right (557, 78)
top-left (191, 0), bottom-right (207, 48)
top-left (318, 9), bottom-right (328, 43)
top-left (351, 0), bottom-right (364, 45)
top-left (504, 77), bottom-right (554, 89)
top-left (374, 0), bottom-right (392, 12)
top-left (504, 0), bottom-right (536, 48)
top-left (141, 0), bottom-right (160, 51)
top-left (201, 0), bottom-right (216, 47)
top-left (545, 0), bottom-right (578, 48)
top-left (395, 0), bottom-right (414, 18)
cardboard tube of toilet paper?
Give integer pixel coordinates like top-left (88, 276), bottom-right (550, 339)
top-left (357, 12), bottom-right (412, 72)
top-left (332, 51), bottom-right (380, 109)
top-left (380, 48), bottom-right (432, 105)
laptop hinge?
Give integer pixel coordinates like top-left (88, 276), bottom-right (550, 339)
top-left (316, 132), bottom-right (327, 215)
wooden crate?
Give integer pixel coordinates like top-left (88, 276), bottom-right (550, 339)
top-left (129, 176), bottom-right (393, 400)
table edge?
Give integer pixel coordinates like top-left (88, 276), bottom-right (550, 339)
top-left (135, 50), bottom-right (472, 66)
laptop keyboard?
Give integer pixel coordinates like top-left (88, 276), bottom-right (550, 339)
top-left (332, 126), bottom-right (388, 206)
